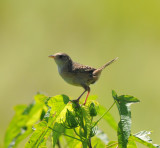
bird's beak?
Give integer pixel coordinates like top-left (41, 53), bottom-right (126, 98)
top-left (48, 55), bottom-right (55, 58)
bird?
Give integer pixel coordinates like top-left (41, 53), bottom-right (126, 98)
top-left (49, 53), bottom-right (118, 105)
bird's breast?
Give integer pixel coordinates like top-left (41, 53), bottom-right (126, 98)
top-left (57, 66), bottom-right (77, 86)
top-left (59, 72), bottom-right (81, 86)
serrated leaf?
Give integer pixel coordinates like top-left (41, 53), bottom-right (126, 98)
top-left (4, 94), bottom-right (47, 148)
top-left (25, 121), bottom-right (52, 148)
top-left (117, 95), bottom-right (140, 103)
top-left (130, 131), bottom-right (160, 148)
top-left (81, 106), bottom-right (92, 139)
top-left (134, 131), bottom-right (152, 143)
top-left (25, 94), bottom-right (70, 148)
top-left (34, 94), bottom-right (49, 105)
top-left (114, 92), bottom-right (139, 148)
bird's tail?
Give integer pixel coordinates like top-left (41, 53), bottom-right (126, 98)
top-left (93, 57), bottom-right (118, 76)
top-left (99, 57), bottom-right (118, 71)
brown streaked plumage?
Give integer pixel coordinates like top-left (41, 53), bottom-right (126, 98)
top-left (49, 53), bottom-right (118, 105)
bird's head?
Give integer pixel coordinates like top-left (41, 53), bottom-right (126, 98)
top-left (49, 53), bottom-right (72, 67)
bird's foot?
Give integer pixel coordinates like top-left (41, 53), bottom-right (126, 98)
top-left (72, 99), bottom-right (86, 106)
top-left (71, 99), bottom-right (80, 108)
top-left (83, 102), bottom-right (86, 106)
top-left (71, 99), bottom-right (79, 103)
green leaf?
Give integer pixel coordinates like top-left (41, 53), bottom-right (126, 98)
top-left (127, 138), bottom-right (137, 148)
top-left (4, 105), bottom-right (27, 148)
top-left (4, 94), bottom-right (47, 148)
top-left (113, 91), bottom-right (140, 148)
top-left (48, 95), bottom-right (69, 115)
top-left (25, 94), bottom-right (70, 148)
top-left (34, 94), bottom-right (49, 105)
top-left (112, 90), bottom-right (140, 104)
top-left (52, 123), bottom-right (65, 147)
top-left (8, 127), bottom-right (33, 148)
top-left (130, 131), bottom-right (160, 148)
top-left (40, 109), bottom-right (46, 121)
top-left (92, 136), bottom-right (106, 148)
top-left (112, 90), bottom-right (118, 100)
top-left (134, 131), bottom-right (152, 143)
top-left (63, 129), bottom-right (81, 148)
top-left (65, 109), bottom-right (79, 128)
top-left (117, 95), bottom-right (140, 103)
top-left (81, 105), bottom-right (92, 139)
top-left (51, 101), bottom-right (80, 147)
top-left (25, 121), bottom-right (52, 148)
top-left (117, 111), bottom-right (131, 148)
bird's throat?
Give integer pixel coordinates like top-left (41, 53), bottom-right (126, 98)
top-left (57, 62), bottom-right (70, 75)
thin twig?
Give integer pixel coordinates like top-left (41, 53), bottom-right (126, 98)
top-left (106, 142), bottom-right (118, 147)
top-left (57, 139), bottom-right (61, 148)
top-left (73, 128), bottom-right (80, 137)
top-left (89, 138), bottom-right (92, 148)
top-left (92, 101), bottom-right (116, 128)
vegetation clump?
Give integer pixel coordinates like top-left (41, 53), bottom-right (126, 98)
top-left (4, 91), bottom-right (160, 148)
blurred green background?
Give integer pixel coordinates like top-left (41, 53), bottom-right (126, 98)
top-left (1, 0), bottom-right (160, 147)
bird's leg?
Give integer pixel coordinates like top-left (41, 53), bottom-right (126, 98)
top-left (76, 89), bottom-right (87, 102)
top-left (83, 87), bottom-right (90, 105)
top-left (72, 89), bottom-right (87, 104)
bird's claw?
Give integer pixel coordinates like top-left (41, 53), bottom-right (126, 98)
top-left (82, 102), bottom-right (86, 106)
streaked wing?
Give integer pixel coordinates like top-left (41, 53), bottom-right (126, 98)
top-left (72, 62), bottom-right (96, 73)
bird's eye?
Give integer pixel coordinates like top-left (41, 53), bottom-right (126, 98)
top-left (59, 55), bottom-right (63, 59)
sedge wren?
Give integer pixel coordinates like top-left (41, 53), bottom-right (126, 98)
top-left (49, 53), bottom-right (118, 105)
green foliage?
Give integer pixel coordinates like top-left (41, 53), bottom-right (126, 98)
top-left (4, 91), bottom-right (160, 148)
top-left (51, 123), bottom-right (65, 147)
top-left (130, 131), bottom-right (160, 148)
top-left (88, 101), bottom-right (99, 117)
top-left (25, 95), bottom-right (69, 148)
top-left (112, 90), bottom-right (140, 148)
top-left (25, 121), bottom-right (51, 148)
top-left (4, 94), bottom-right (48, 148)
top-left (65, 109), bottom-right (79, 128)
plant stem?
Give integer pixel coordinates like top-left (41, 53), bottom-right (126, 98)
top-left (93, 101), bottom-right (116, 127)
top-left (106, 142), bottom-right (118, 147)
top-left (73, 128), bottom-right (81, 138)
top-left (89, 138), bottom-right (92, 148)
top-left (57, 139), bottom-right (61, 148)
